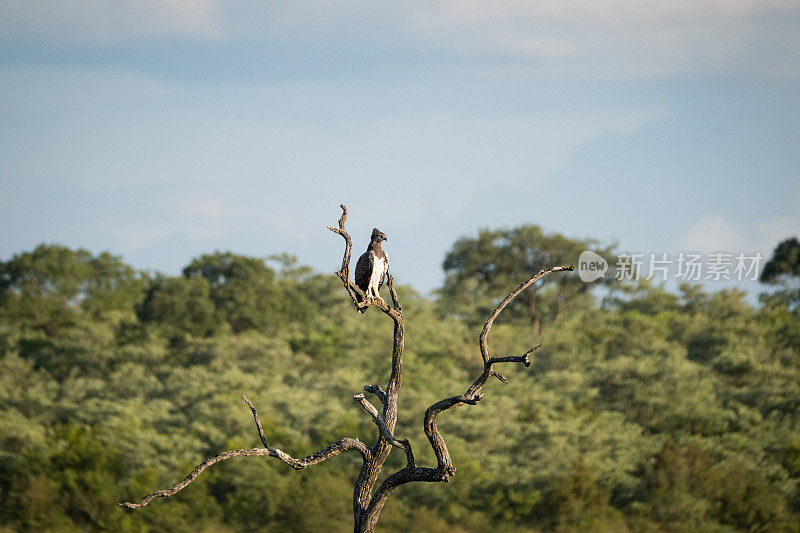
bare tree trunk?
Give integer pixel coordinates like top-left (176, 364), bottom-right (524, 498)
top-left (119, 204), bottom-right (573, 533)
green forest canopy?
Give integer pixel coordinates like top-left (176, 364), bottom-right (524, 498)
top-left (1, 233), bottom-right (799, 532)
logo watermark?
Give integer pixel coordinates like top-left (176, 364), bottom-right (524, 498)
top-left (577, 251), bottom-right (763, 282)
top-left (578, 250), bottom-right (608, 282)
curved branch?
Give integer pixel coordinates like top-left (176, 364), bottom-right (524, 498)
top-left (120, 437), bottom-right (369, 510)
top-left (363, 384), bottom-right (387, 405)
top-left (374, 265), bottom-right (574, 495)
top-left (354, 393), bottom-right (414, 467)
top-left (479, 265), bottom-right (574, 364)
top-left (424, 265), bottom-right (573, 477)
top-left (120, 394), bottom-right (369, 510)
top-left (120, 447), bottom-right (273, 509)
top-left (357, 466), bottom-right (443, 532)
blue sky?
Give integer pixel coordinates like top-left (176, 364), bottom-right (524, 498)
top-left (1, 1), bottom-right (799, 294)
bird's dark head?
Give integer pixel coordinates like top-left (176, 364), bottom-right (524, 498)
top-left (371, 228), bottom-right (387, 242)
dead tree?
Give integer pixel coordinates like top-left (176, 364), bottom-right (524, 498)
top-left (120, 205), bottom-right (573, 532)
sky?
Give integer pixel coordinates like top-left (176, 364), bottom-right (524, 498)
top-left (1, 1), bottom-right (799, 295)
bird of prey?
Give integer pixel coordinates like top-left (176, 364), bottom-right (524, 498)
top-left (354, 228), bottom-right (388, 312)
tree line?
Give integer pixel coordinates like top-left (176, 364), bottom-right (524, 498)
top-left (1, 231), bottom-right (799, 532)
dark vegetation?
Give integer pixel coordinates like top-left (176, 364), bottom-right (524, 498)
top-left (1, 231), bottom-right (799, 532)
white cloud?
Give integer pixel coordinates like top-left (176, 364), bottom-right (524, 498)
top-left (408, 0), bottom-right (800, 78)
top-left (682, 210), bottom-right (800, 256)
top-left (683, 215), bottom-right (748, 252)
top-left (226, 0), bottom-right (800, 80)
top-left (2, 1), bottom-right (797, 79)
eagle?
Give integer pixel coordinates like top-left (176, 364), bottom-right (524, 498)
top-left (354, 228), bottom-right (388, 312)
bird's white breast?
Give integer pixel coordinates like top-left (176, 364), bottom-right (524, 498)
top-left (369, 255), bottom-right (387, 294)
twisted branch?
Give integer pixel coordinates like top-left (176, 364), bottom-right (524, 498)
top-left (361, 265), bottom-right (574, 522)
top-left (479, 266), bottom-right (573, 365)
top-left (363, 384), bottom-right (387, 404)
top-left (120, 394), bottom-right (369, 510)
top-left (354, 393), bottom-right (414, 467)
top-left (427, 265), bottom-right (573, 474)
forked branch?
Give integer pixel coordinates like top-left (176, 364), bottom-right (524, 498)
top-left (425, 265), bottom-right (574, 476)
top-left (361, 265), bottom-right (574, 523)
top-left (355, 393), bottom-right (415, 467)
